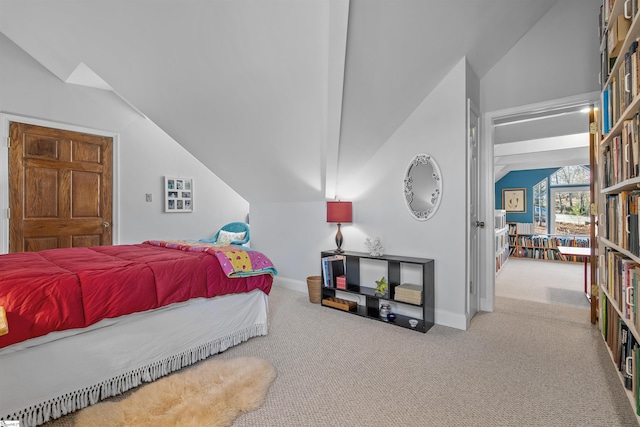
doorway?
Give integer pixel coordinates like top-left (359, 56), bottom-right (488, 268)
top-left (482, 92), bottom-right (599, 313)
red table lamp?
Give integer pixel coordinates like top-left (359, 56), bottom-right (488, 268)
top-left (327, 201), bottom-right (352, 253)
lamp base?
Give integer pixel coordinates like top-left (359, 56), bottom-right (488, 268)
top-left (334, 223), bottom-right (344, 253)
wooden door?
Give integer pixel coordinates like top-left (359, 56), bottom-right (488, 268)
top-left (8, 122), bottom-right (113, 252)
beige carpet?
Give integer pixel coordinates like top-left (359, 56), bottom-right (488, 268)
top-left (72, 357), bottom-right (275, 427)
top-left (496, 257), bottom-right (591, 309)
top-left (43, 275), bottom-right (638, 427)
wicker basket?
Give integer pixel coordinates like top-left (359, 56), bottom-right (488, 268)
top-left (306, 276), bottom-right (322, 303)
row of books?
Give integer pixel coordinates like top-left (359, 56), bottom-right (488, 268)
top-left (599, 4), bottom-right (636, 120)
top-left (603, 297), bottom-right (638, 397)
top-left (602, 118), bottom-right (640, 188)
top-left (510, 247), bottom-right (565, 261)
top-left (604, 191), bottom-right (640, 256)
top-left (599, 0), bottom-right (640, 48)
top-left (494, 209), bottom-right (506, 230)
top-left (495, 250), bottom-right (508, 273)
top-left (602, 296), bottom-right (640, 404)
top-left (321, 255), bottom-right (345, 288)
top-left (511, 235), bottom-right (587, 249)
top-left (507, 222), bottom-right (535, 235)
top-left (602, 41), bottom-right (640, 134)
top-left (495, 231), bottom-right (508, 253)
top-left (604, 248), bottom-right (640, 323)
top-left (508, 235), bottom-right (589, 248)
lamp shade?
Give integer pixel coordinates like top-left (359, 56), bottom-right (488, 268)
top-left (327, 201), bottom-right (352, 223)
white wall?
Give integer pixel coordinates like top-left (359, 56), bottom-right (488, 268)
top-left (256, 58), bottom-right (471, 329)
top-left (0, 33), bottom-right (248, 249)
top-left (480, 0), bottom-right (600, 113)
top-left (250, 201), bottom-right (332, 290)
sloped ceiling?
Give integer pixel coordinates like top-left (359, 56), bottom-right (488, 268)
top-left (0, 0), bottom-right (562, 202)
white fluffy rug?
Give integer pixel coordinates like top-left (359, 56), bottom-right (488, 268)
top-left (72, 357), bottom-right (277, 427)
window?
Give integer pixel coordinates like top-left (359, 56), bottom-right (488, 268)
top-left (533, 179), bottom-right (547, 234)
top-left (549, 166), bottom-right (590, 235)
top-left (550, 165), bottom-right (589, 186)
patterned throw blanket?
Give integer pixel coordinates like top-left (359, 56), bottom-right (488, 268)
top-left (143, 240), bottom-right (277, 278)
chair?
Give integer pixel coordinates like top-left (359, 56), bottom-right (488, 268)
top-left (201, 222), bottom-right (250, 245)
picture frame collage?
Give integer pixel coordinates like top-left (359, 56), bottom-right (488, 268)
top-left (165, 176), bottom-right (193, 213)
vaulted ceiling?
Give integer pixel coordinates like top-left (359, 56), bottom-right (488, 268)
top-left (1, 0), bottom-right (581, 202)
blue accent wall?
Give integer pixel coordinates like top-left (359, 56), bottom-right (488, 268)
top-left (495, 168), bottom-right (559, 223)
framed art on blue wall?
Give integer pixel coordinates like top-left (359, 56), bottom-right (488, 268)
top-left (502, 188), bottom-right (526, 213)
top-left (165, 176), bottom-right (193, 212)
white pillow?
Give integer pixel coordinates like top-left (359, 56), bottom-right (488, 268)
top-left (215, 230), bottom-right (246, 245)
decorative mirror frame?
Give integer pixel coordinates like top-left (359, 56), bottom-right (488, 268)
top-left (403, 154), bottom-right (442, 221)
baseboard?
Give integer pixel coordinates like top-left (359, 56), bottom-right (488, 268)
top-left (435, 309), bottom-right (468, 331)
top-left (272, 277), bottom-right (306, 294)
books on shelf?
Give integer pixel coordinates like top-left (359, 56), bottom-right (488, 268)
top-left (506, 224), bottom-right (589, 262)
top-left (602, 297), bottom-right (639, 396)
top-left (495, 217), bottom-right (509, 274)
top-left (507, 222), bottom-right (534, 235)
top-left (604, 247), bottom-right (640, 324)
top-left (602, 119), bottom-right (640, 188)
top-left (494, 210), bottom-right (506, 230)
top-left (605, 190), bottom-right (640, 255)
top-left (599, 1), bottom-right (640, 418)
top-left (321, 255), bottom-right (345, 288)
top-left (517, 222), bottom-right (534, 234)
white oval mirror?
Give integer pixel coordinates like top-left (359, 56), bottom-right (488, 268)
top-left (403, 154), bottom-right (442, 221)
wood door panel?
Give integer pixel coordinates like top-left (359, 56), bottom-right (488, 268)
top-left (9, 122), bottom-right (113, 252)
top-left (22, 218), bottom-right (104, 235)
top-left (24, 167), bottom-right (59, 218)
top-left (71, 171), bottom-right (100, 217)
top-left (24, 158), bottom-right (105, 173)
top-left (72, 140), bottom-right (101, 164)
top-left (72, 235), bottom-right (101, 248)
top-left (24, 237), bottom-right (59, 252)
top-left (24, 135), bottom-right (59, 160)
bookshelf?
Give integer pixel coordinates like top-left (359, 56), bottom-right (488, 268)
top-left (599, 0), bottom-right (640, 421)
top-left (320, 250), bottom-right (434, 333)
top-left (507, 222), bottom-right (589, 262)
top-left (495, 210), bottom-right (509, 273)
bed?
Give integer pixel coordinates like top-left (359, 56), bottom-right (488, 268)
top-left (0, 240), bottom-right (276, 427)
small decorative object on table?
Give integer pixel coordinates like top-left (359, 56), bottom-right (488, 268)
top-left (409, 319), bottom-right (418, 328)
top-left (379, 303), bottom-right (391, 320)
top-left (364, 236), bottom-right (384, 257)
top-left (336, 275), bottom-right (347, 290)
top-left (374, 276), bottom-right (388, 297)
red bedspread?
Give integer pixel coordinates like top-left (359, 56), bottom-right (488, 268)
top-left (0, 244), bottom-right (273, 349)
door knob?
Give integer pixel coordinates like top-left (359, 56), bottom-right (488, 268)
top-left (102, 222), bottom-right (110, 228)
top-left (475, 221), bottom-right (485, 228)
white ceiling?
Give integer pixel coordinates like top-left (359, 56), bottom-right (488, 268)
top-left (0, 0), bottom-right (590, 202)
top-left (493, 103), bottom-right (592, 181)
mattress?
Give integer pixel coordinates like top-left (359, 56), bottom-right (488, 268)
top-left (0, 289), bottom-right (269, 427)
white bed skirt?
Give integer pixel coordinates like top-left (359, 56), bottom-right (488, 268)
top-left (0, 289), bottom-right (269, 427)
